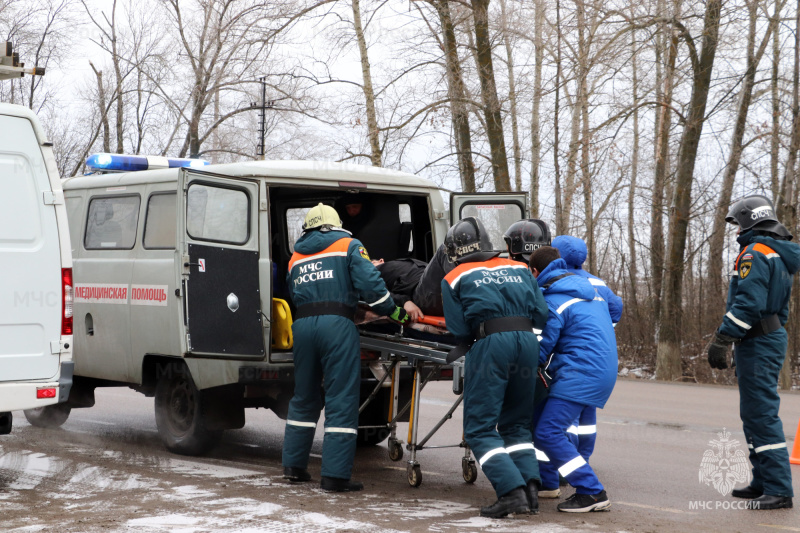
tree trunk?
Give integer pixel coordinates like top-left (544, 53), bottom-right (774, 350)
top-left (553, 0), bottom-right (563, 227)
top-left (433, 0), bottom-right (476, 192)
top-left (500, 0), bottom-right (521, 191)
top-left (471, 0), bottom-right (511, 191)
top-left (655, 0), bottom-right (722, 381)
top-left (110, 0), bottom-right (124, 154)
top-left (777, 0), bottom-right (800, 390)
top-left (577, 0), bottom-right (594, 271)
top-left (89, 62), bottom-right (111, 153)
top-left (628, 22), bottom-right (640, 308)
top-left (529, 0), bottom-right (545, 216)
top-left (651, 5), bottom-right (679, 327)
top-left (351, 0), bottom-right (382, 166)
top-left (771, 5), bottom-right (781, 200)
top-left (708, 0), bottom-right (779, 325)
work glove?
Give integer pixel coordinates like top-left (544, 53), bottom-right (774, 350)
top-left (388, 306), bottom-right (410, 325)
top-left (707, 331), bottom-right (737, 369)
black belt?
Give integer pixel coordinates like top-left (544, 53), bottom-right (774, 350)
top-left (295, 301), bottom-right (355, 321)
top-left (473, 316), bottom-right (534, 340)
top-left (743, 314), bottom-right (782, 340)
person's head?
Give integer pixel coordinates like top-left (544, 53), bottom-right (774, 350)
top-left (346, 203), bottom-right (363, 217)
top-left (302, 203), bottom-right (343, 233)
top-left (529, 246), bottom-right (561, 278)
top-left (444, 216), bottom-right (496, 264)
top-left (503, 219), bottom-right (551, 263)
top-left (551, 235), bottom-right (587, 269)
top-left (726, 195), bottom-right (793, 240)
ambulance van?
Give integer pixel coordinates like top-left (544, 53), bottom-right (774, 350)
top-left (0, 103), bottom-right (73, 435)
top-left (36, 155), bottom-right (525, 455)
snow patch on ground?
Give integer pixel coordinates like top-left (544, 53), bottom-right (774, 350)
top-left (163, 458), bottom-right (263, 478)
top-left (439, 516), bottom-right (595, 532)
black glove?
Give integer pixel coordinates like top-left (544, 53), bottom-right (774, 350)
top-left (707, 331), bottom-right (737, 369)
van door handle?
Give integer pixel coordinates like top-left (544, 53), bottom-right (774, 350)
top-left (184, 262), bottom-right (200, 267)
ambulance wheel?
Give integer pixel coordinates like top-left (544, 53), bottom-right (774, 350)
top-left (388, 438), bottom-right (404, 461)
top-left (23, 404), bottom-right (71, 428)
top-left (407, 463), bottom-right (422, 487)
top-left (155, 366), bottom-right (222, 456)
top-left (462, 458), bottom-right (478, 484)
top-left (356, 426), bottom-right (390, 447)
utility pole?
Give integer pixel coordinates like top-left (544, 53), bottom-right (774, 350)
top-left (252, 76), bottom-right (275, 160)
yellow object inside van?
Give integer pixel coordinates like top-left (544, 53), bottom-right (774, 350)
top-left (271, 298), bottom-right (293, 350)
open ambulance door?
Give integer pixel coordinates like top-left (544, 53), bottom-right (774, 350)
top-left (449, 192), bottom-right (529, 253)
top-left (178, 169), bottom-right (265, 358)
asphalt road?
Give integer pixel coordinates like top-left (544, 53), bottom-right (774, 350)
top-left (1, 378), bottom-right (799, 532)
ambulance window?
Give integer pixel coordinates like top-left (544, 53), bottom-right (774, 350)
top-left (84, 195), bottom-right (141, 250)
top-left (144, 193), bottom-right (176, 249)
top-left (186, 183), bottom-right (249, 244)
top-left (459, 202), bottom-right (524, 251)
top-left (286, 206), bottom-right (312, 253)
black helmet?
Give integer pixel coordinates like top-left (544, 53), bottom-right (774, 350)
top-left (503, 219), bottom-right (551, 262)
top-left (444, 217), bottom-right (497, 263)
top-left (726, 195), bottom-right (792, 239)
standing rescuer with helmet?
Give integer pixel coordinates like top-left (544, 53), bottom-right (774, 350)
top-left (441, 217), bottom-right (549, 518)
top-left (282, 203), bottom-right (409, 492)
top-left (707, 195), bottom-right (798, 510)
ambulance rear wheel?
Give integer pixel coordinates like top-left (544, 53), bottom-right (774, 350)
top-left (23, 404), bottom-right (71, 428)
top-left (462, 457), bottom-right (478, 484)
top-left (155, 366), bottom-right (222, 456)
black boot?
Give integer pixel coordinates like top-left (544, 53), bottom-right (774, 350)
top-left (283, 466), bottom-right (311, 482)
top-left (747, 495), bottom-right (793, 510)
top-left (479, 487), bottom-right (530, 518)
top-left (526, 479), bottom-right (540, 515)
top-left (732, 485), bottom-right (762, 499)
top-left (320, 476), bottom-right (364, 492)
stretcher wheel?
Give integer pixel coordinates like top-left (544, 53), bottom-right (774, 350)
top-left (388, 438), bottom-right (404, 461)
top-left (462, 458), bottom-right (478, 484)
top-left (407, 463), bottom-right (422, 487)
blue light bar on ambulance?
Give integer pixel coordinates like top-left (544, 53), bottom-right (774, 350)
top-left (85, 153), bottom-right (210, 173)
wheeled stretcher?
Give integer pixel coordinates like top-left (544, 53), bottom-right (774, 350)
top-left (356, 326), bottom-right (478, 487)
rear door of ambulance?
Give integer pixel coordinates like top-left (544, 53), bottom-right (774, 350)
top-left (450, 192), bottom-right (529, 252)
top-left (177, 168), bottom-right (267, 358)
top-left (0, 105), bottom-right (68, 413)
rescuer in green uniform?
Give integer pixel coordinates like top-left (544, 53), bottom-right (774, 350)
top-left (282, 203), bottom-right (408, 492)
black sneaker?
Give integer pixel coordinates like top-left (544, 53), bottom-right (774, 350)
top-left (557, 490), bottom-right (611, 513)
top-left (747, 495), bottom-right (793, 510)
top-left (283, 466), bottom-right (311, 482)
top-left (732, 485), bottom-right (763, 499)
top-left (480, 487), bottom-right (530, 518)
top-left (526, 479), bottom-right (540, 515)
top-left (320, 476), bottom-right (364, 492)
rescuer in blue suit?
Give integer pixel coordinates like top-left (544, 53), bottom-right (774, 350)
top-left (282, 203), bottom-right (408, 492)
top-left (530, 246), bottom-right (617, 513)
top-left (441, 217), bottom-right (549, 518)
top-left (707, 195), bottom-right (798, 510)
top-left (550, 235), bottom-right (622, 486)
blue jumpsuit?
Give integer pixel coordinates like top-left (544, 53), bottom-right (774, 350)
top-left (718, 231), bottom-right (800, 498)
top-left (550, 236), bottom-right (622, 469)
top-left (534, 258), bottom-right (618, 494)
top-left (282, 229), bottom-right (396, 480)
top-left (442, 257), bottom-right (548, 498)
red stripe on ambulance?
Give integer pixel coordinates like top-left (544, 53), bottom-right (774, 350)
top-left (131, 285), bottom-right (169, 307)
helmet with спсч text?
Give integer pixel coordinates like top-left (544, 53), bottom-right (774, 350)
top-left (503, 219), bottom-right (551, 263)
top-left (302, 203), bottom-right (343, 232)
top-left (725, 195), bottom-right (792, 239)
top-left (444, 216), bottom-right (497, 263)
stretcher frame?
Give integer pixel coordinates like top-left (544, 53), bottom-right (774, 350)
top-left (357, 329), bottom-right (478, 487)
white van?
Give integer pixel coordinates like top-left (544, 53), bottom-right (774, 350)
top-left (39, 156), bottom-right (526, 454)
top-left (0, 103), bottom-right (73, 435)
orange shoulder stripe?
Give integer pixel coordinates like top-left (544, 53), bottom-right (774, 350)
top-left (288, 237), bottom-right (353, 271)
top-left (443, 256), bottom-right (527, 287)
top-left (734, 243), bottom-right (779, 270)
